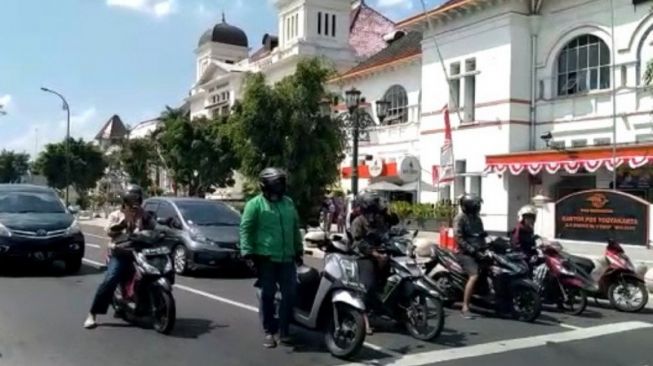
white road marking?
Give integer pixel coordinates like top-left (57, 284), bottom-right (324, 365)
top-left (82, 258), bottom-right (105, 267)
top-left (85, 243), bottom-right (101, 249)
top-left (557, 323), bottom-right (583, 330)
top-left (337, 321), bottom-right (653, 366)
top-left (84, 233), bottom-right (107, 240)
top-left (173, 284), bottom-right (394, 356)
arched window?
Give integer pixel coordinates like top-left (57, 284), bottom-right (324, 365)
top-left (382, 85), bottom-right (408, 125)
top-left (557, 35), bottom-right (611, 96)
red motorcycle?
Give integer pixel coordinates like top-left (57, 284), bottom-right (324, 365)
top-left (533, 241), bottom-right (597, 315)
top-left (567, 239), bottom-right (648, 313)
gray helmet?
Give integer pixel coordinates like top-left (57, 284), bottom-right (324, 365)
top-left (122, 184), bottom-right (144, 206)
top-left (259, 167), bottom-right (287, 198)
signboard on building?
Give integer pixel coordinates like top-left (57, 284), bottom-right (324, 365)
top-left (369, 158), bottom-right (384, 178)
top-left (555, 189), bottom-right (649, 245)
top-left (398, 156), bottom-right (420, 183)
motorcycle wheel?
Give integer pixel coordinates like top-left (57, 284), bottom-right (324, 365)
top-left (431, 273), bottom-right (456, 308)
top-left (324, 304), bottom-right (365, 359)
top-left (404, 292), bottom-right (444, 341)
top-left (562, 288), bottom-right (588, 316)
top-left (511, 284), bottom-right (541, 323)
top-left (608, 278), bottom-right (649, 313)
top-left (152, 289), bottom-right (176, 334)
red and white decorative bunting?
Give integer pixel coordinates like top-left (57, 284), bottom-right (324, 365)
top-left (485, 156), bottom-right (652, 175)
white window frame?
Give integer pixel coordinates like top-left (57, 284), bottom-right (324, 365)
top-left (556, 34), bottom-right (611, 97)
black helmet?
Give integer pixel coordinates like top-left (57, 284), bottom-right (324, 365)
top-left (355, 191), bottom-right (386, 215)
top-left (122, 184), bottom-right (144, 207)
top-left (259, 167), bottom-right (287, 200)
top-left (458, 193), bottom-right (482, 215)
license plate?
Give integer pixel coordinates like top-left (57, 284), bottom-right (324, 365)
top-left (142, 247), bottom-right (170, 256)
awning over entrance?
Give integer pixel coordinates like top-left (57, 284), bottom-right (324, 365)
top-left (485, 143), bottom-right (653, 175)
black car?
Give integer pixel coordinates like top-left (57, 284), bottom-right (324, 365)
top-left (0, 184), bottom-right (85, 273)
top-left (143, 197), bottom-right (246, 275)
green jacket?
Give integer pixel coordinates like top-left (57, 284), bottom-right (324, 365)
top-left (239, 194), bottom-right (303, 263)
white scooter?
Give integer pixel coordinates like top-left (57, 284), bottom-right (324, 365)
top-left (256, 231), bottom-right (367, 359)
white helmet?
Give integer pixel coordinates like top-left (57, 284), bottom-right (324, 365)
top-left (517, 205), bottom-right (538, 222)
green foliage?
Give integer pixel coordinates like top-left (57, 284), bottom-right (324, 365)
top-left (645, 59), bottom-right (653, 86)
top-left (35, 138), bottom-right (107, 194)
top-left (155, 107), bottom-right (238, 197)
top-left (0, 150), bottom-right (30, 183)
top-left (389, 201), bottom-right (457, 223)
top-left (228, 58), bottom-right (347, 222)
top-left (119, 138), bottom-right (158, 189)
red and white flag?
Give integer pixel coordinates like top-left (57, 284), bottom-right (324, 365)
top-left (439, 104), bottom-right (454, 185)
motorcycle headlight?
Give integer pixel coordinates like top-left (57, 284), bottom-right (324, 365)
top-left (0, 223), bottom-right (12, 238)
top-left (337, 256), bottom-right (359, 284)
top-left (65, 219), bottom-right (81, 235)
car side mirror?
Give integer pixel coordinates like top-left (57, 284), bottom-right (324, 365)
top-left (156, 217), bottom-right (169, 226)
top-left (68, 206), bottom-right (78, 215)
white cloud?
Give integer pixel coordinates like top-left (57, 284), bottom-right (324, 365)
top-left (106, 0), bottom-right (177, 17)
top-left (4, 107), bottom-right (100, 156)
top-left (376, 0), bottom-right (414, 10)
top-left (0, 94), bottom-right (12, 111)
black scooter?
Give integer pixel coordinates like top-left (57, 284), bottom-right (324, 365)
top-left (111, 229), bottom-right (176, 334)
top-left (362, 228), bottom-right (445, 341)
top-left (425, 236), bottom-right (542, 322)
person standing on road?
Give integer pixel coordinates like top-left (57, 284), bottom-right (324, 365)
top-left (453, 193), bottom-right (486, 319)
top-left (240, 168), bottom-right (303, 349)
top-left (84, 184), bottom-right (154, 329)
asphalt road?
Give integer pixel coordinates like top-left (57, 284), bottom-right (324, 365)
top-left (0, 225), bottom-right (651, 366)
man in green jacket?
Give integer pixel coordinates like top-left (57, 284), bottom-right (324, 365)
top-left (240, 167), bottom-right (303, 349)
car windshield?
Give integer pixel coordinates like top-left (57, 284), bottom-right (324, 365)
top-left (176, 201), bottom-right (240, 226)
top-left (0, 191), bottom-right (66, 214)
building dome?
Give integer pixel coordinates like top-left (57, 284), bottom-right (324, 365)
top-left (198, 14), bottom-right (248, 48)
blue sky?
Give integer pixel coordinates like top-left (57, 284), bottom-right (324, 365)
top-left (0, 0), bottom-right (441, 157)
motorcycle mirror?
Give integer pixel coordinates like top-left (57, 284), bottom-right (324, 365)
top-left (413, 230), bottom-right (419, 239)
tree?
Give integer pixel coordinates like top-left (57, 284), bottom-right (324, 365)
top-left (35, 138), bottom-right (107, 196)
top-left (228, 58), bottom-right (347, 222)
top-left (154, 107), bottom-right (238, 197)
top-left (0, 150), bottom-right (30, 183)
top-left (119, 138), bottom-right (158, 189)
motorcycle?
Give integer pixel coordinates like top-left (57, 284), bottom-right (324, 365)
top-left (110, 229), bottom-right (176, 334)
top-left (425, 236), bottom-right (542, 322)
top-left (532, 240), bottom-right (597, 315)
top-left (257, 232), bottom-right (367, 359)
top-left (365, 228), bottom-right (445, 341)
top-left (567, 238), bottom-right (648, 313)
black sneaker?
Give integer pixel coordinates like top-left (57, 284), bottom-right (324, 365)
top-left (279, 335), bottom-right (293, 346)
top-left (263, 334), bottom-right (277, 348)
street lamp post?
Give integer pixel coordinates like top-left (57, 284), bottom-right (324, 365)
top-left (41, 87), bottom-right (71, 206)
top-left (333, 88), bottom-right (384, 196)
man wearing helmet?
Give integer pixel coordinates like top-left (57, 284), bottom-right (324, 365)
top-left (454, 193), bottom-right (486, 319)
top-left (240, 168), bottom-right (303, 348)
top-left (84, 184), bottom-right (155, 329)
top-left (511, 205), bottom-right (538, 259)
top-left (350, 191), bottom-right (399, 333)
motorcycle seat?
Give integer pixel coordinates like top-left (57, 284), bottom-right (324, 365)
top-left (568, 254), bottom-right (595, 273)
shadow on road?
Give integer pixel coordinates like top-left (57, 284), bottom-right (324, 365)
top-left (0, 262), bottom-right (103, 278)
top-left (170, 318), bottom-right (229, 339)
top-left (281, 327), bottom-right (391, 362)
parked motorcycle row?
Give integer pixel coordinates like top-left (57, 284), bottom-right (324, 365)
top-left (107, 223), bottom-right (650, 360)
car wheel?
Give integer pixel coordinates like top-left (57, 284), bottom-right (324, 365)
top-left (64, 256), bottom-right (83, 275)
top-left (173, 245), bottom-right (189, 275)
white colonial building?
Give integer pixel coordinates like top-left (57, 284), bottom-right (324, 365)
top-left (187, 0), bottom-right (396, 121)
top-left (330, 0), bottom-right (653, 239)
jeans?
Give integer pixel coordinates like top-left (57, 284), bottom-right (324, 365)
top-left (90, 255), bottom-right (133, 315)
top-left (257, 261), bottom-right (297, 337)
